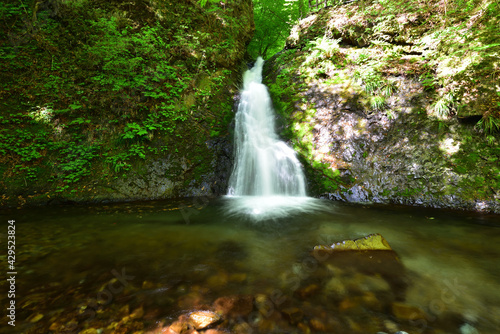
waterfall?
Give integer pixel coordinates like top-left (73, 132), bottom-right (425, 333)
top-left (225, 57), bottom-right (325, 220)
top-left (228, 57), bottom-right (307, 197)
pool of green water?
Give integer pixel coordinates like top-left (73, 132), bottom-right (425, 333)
top-left (1, 198), bottom-right (499, 334)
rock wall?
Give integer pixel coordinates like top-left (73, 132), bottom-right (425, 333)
top-left (264, 4), bottom-right (500, 213)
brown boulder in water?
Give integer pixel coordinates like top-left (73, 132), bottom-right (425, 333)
top-left (312, 233), bottom-right (407, 299)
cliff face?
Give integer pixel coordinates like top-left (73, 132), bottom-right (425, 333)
top-left (0, 0), bottom-right (254, 206)
top-left (265, 1), bottom-right (500, 213)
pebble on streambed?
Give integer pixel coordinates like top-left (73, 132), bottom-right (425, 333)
top-left (188, 311), bottom-right (221, 330)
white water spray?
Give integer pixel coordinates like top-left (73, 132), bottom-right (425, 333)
top-left (225, 57), bottom-right (325, 219)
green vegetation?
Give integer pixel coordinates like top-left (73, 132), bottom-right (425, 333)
top-left (248, 0), bottom-right (309, 58)
top-left (0, 0), bottom-right (253, 205)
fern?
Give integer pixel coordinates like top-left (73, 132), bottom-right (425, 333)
top-left (309, 37), bottom-right (341, 58)
top-left (476, 115), bottom-right (500, 134)
top-left (432, 93), bottom-right (454, 117)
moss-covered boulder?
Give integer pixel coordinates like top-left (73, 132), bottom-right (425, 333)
top-left (0, 0), bottom-right (254, 206)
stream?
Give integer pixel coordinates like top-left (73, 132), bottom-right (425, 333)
top-left (1, 199), bottom-right (499, 334)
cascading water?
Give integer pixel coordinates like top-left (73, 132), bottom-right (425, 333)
top-left (228, 57), bottom-right (307, 197)
top-left (225, 57), bottom-right (325, 219)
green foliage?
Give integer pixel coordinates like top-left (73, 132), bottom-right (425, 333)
top-left (197, 0), bottom-right (220, 8)
top-left (370, 96), bottom-right (386, 110)
top-left (122, 123), bottom-right (150, 140)
top-left (58, 144), bottom-right (100, 184)
top-left (303, 37), bottom-right (344, 68)
top-left (312, 160), bottom-right (342, 191)
top-left (309, 37), bottom-right (342, 59)
top-left (0, 0), bottom-right (248, 203)
top-left (476, 115), bottom-right (500, 134)
top-left (420, 72), bottom-right (437, 91)
top-left (248, 0), bottom-right (306, 58)
top-left (353, 66), bottom-right (384, 94)
top-left (105, 152), bottom-right (132, 173)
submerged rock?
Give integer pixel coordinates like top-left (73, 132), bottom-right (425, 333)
top-left (314, 233), bottom-right (393, 252)
top-left (163, 320), bottom-right (190, 334)
top-left (213, 295), bottom-right (254, 318)
top-left (313, 234), bottom-right (407, 299)
top-left (281, 307), bottom-right (304, 325)
top-left (188, 310), bottom-right (221, 330)
top-left (391, 301), bottom-right (427, 320)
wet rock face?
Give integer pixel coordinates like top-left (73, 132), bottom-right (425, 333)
top-left (313, 92), bottom-right (500, 212)
top-left (104, 135), bottom-right (233, 201)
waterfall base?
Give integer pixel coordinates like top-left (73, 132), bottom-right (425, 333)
top-left (223, 195), bottom-right (328, 221)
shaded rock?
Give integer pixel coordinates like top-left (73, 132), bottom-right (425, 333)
top-left (29, 313), bottom-right (44, 323)
top-left (229, 273), bottom-right (247, 283)
top-left (142, 281), bottom-right (158, 289)
top-left (356, 273), bottom-right (391, 293)
top-left (49, 322), bottom-right (60, 331)
top-left (295, 284), bottom-right (320, 299)
top-left (361, 292), bottom-right (383, 311)
top-left (297, 322), bottom-right (311, 334)
top-left (130, 306), bottom-right (144, 319)
top-left (339, 297), bottom-right (363, 312)
top-left (188, 310), bottom-right (221, 330)
top-left (324, 276), bottom-right (347, 297)
top-left (255, 294), bottom-right (274, 316)
top-left (383, 319), bottom-right (399, 333)
top-left (206, 272), bottom-right (229, 288)
top-left (213, 295), bottom-right (254, 318)
top-left (310, 317), bottom-right (327, 331)
top-left (232, 322), bottom-right (254, 334)
top-left (79, 329), bottom-right (98, 334)
top-left (281, 307), bottom-right (304, 325)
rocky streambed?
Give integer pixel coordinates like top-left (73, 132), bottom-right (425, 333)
top-left (148, 234), bottom-right (481, 334)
